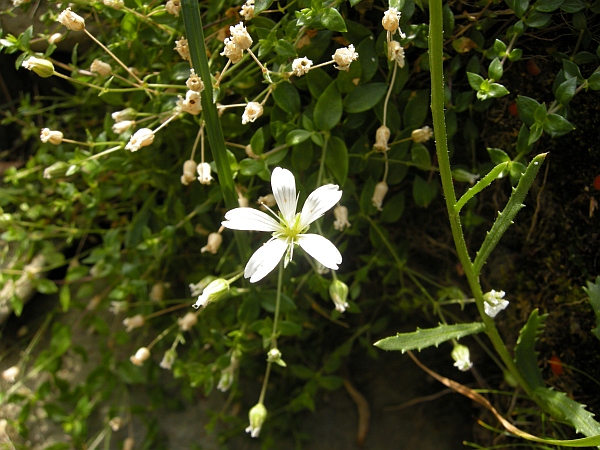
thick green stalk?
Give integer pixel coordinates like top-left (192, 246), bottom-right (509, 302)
top-left (181, 0), bottom-right (250, 262)
top-left (428, 0), bottom-right (534, 398)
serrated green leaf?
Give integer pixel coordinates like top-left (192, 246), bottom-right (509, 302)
top-left (374, 322), bottom-right (486, 352)
top-left (583, 276), bottom-right (600, 340)
top-left (514, 309), bottom-right (547, 389)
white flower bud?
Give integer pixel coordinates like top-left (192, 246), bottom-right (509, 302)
top-left (189, 275), bottom-right (217, 297)
top-left (57, 8), bottom-right (86, 31)
top-left (48, 33), bottom-right (63, 44)
top-left (483, 290), bottom-right (509, 318)
top-left (103, 0), bottom-right (124, 9)
top-left (240, 0), bottom-right (255, 20)
top-left (238, 195), bottom-right (249, 207)
top-left (197, 162), bottom-right (213, 185)
top-left (382, 7), bottom-right (402, 35)
top-left (388, 40), bottom-right (405, 67)
top-left (291, 57), bottom-right (313, 77)
top-left (177, 312), bottom-right (198, 331)
top-left (160, 349), bottom-right (177, 370)
top-left (112, 120), bottom-right (134, 134)
top-left (174, 38), bottom-right (190, 61)
top-left (2, 366), bottom-right (19, 383)
top-left (230, 22), bottom-right (252, 50)
top-left (108, 417), bottom-right (123, 431)
top-left (257, 194), bottom-right (276, 207)
top-left (221, 38), bottom-right (243, 64)
top-left (181, 159), bottom-right (197, 185)
top-left (372, 181), bottom-right (388, 211)
top-left (22, 57), bottom-right (55, 78)
top-left (451, 344), bottom-right (473, 371)
top-left (43, 162), bottom-right (69, 179)
top-left (123, 437), bottom-right (134, 450)
top-left (90, 59), bottom-right (112, 76)
top-left (192, 278), bottom-right (229, 309)
top-left (112, 108), bottom-right (137, 122)
top-left (201, 232), bottom-right (223, 254)
top-left (329, 280), bottom-right (349, 312)
top-left (165, 0), bottom-right (181, 16)
top-left (245, 403), bottom-right (267, 438)
top-left (333, 205), bottom-right (351, 231)
top-left (40, 128), bottom-right (63, 145)
top-left (242, 102), bottom-right (263, 124)
top-left (150, 282), bottom-right (164, 302)
top-left (411, 126), bottom-right (433, 143)
top-left (125, 128), bottom-right (154, 152)
top-left (186, 70), bottom-right (204, 92)
top-left (129, 347), bottom-right (150, 366)
top-left (333, 45), bottom-right (358, 71)
top-left (109, 301), bottom-right (128, 314)
top-left (123, 314), bottom-right (145, 332)
top-left (373, 125), bottom-right (391, 152)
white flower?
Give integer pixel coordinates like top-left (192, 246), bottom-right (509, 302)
top-left (372, 181), bottom-right (388, 211)
top-left (112, 108), bottom-right (136, 122)
top-left (189, 275), bottom-right (216, 297)
top-left (246, 403), bottom-right (267, 438)
top-left (177, 312), bottom-right (198, 331)
top-left (160, 349), bottom-right (177, 370)
top-left (123, 314), bottom-right (145, 331)
top-left (291, 57), bottom-right (313, 77)
top-left (192, 278), bottom-right (229, 309)
top-left (12, 0), bottom-right (31, 6)
top-left (90, 59), bottom-right (111, 76)
top-left (373, 125), bottom-right (391, 152)
top-left (57, 8), bottom-right (86, 31)
top-left (412, 126), bottom-right (433, 143)
top-left (2, 366), bottom-right (19, 383)
top-left (197, 162), bottom-right (213, 185)
top-left (242, 102), bottom-right (263, 124)
top-left (103, 0), bottom-right (124, 9)
top-left (181, 159), bottom-right (197, 185)
top-left (109, 301), bottom-right (128, 314)
top-left (388, 40), bottom-right (405, 68)
top-left (178, 90), bottom-right (202, 115)
top-left (130, 347), bottom-right (150, 366)
top-left (483, 290), bottom-right (509, 318)
top-left (48, 33), bottom-right (63, 44)
top-left (112, 120), bottom-right (134, 134)
top-left (333, 45), bottom-right (358, 71)
top-left (23, 57), bottom-right (54, 78)
top-left (329, 280), bottom-right (349, 312)
top-left (451, 344), bottom-right (473, 371)
top-left (174, 38), bottom-right (190, 61)
top-left (125, 128), bottom-right (154, 152)
top-left (222, 167), bottom-right (343, 283)
top-left (230, 22), bottom-right (252, 50)
top-left (221, 38), bottom-right (243, 63)
top-left (382, 7), bottom-right (401, 34)
top-left (240, 0), bottom-right (255, 20)
top-left (40, 128), bottom-right (63, 145)
top-left (165, 0), bottom-right (180, 16)
top-left (333, 205), bottom-right (351, 231)
top-left (201, 232), bottom-right (223, 254)
top-left (150, 282), bottom-right (164, 302)
top-left (186, 70), bottom-right (204, 92)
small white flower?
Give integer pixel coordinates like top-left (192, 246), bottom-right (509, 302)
top-left (291, 57), bottom-right (313, 77)
top-left (372, 181), bottom-right (388, 211)
top-left (174, 38), bottom-right (190, 61)
top-left (217, 352), bottom-right (239, 392)
top-left (201, 232), bottom-right (223, 254)
top-left (123, 314), bottom-right (145, 331)
top-left (150, 282), bottom-right (164, 302)
top-left (222, 167), bottom-right (343, 283)
top-left (333, 205), bottom-right (351, 231)
top-left (189, 275), bottom-right (216, 297)
top-left (160, 349), bottom-right (177, 370)
top-left (178, 90), bottom-right (202, 115)
top-left (242, 102), bottom-right (263, 124)
top-left (240, 0), bottom-right (255, 20)
top-left (373, 125), bottom-right (391, 152)
top-left (57, 8), bottom-right (86, 31)
top-left (22, 57), bottom-right (54, 78)
top-left (40, 128), bottom-right (63, 145)
top-left (230, 22), bottom-right (252, 50)
top-left (192, 278), bottom-right (229, 309)
top-left (186, 70), bottom-right (204, 92)
top-left (109, 301), bottom-right (128, 314)
top-left (108, 417), bottom-right (123, 431)
top-left (103, 0), bottom-right (124, 9)
top-left (246, 403), bottom-right (267, 438)
top-left (130, 347), bottom-right (150, 366)
top-left (333, 45), bottom-right (358, 71)
top-left (165, 0), bottom-right (181, 16)
top-left (48, 33), bottom-right (63, 44)
top-left (177, 312), bottom-right (198, 331)
top-left (388, 40), bottom-right (405, 68)
top-left (181, 159), bottom-right (197, 185)
top-left (411, 126), bottom-right (433, 143)
top-left (329, 280), bottom-right (349, 312)
top-left (125, 128), bottom-right (154, 152)
top-left (451, 344), bottom-right (473, 371)
top-left (221, 38), bottom-right (243, 64)
top-left (112, 108), bottom-right (136, 122)
top-left (2, 366), bottom-right (19, 383)
top-left (483, 290), bottom-right (509, 318)
top-left (382, 7), bottom-right (401, 34)
top-left (257, 194), bottom-right (276, 207)
top-left (112, 120), bottom-right (134, 134)
top-left (197, 162), bottom-right (213, 185)
top-left (90, 59), bottom-right (111, 76)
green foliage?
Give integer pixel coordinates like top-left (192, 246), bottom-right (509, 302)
top-left (514, 309), bottom-right (547, 389)
top-left (374, 323), bottom-right (486, 352)
top-left (584, 277), bottom-right (600, 341)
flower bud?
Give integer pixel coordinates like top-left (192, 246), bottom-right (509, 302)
top-left (483, 289), bottom-right (509, 318)
top-left (22, 57), bottom-right (55, 78)
top-left (333, 45), bottom-right (358, 71)
top-left (189, 275), bottom-right (217, 297)
top-left (373, 125), bottom-right (391, 152)
top-left (242, 102), bottom-right (263, 125)
top-left (108, 417), bottom-right (123, 431)
top-left (372, 181), bottom-right (388, 211)
top-left (103, 0), bottom-right (124, 9)
top-left (130, 347), bottom-right (150, 366)
top-left (177, 312), bottom-right (198, 331)
top-left (201, 232), bottom-right (223, 254)
top-left (43, 161), bottom-right (70, 179)
top-left (329, 280), bottom-right (349, 313)
top-left (40, 128), bottom-right (63, 144)
top-left (181, 159), bottom-right (197, 185)
top-left (186, 70), bottom-right (204, 92)
top-left (57, 8), bottom-right (86, 31)
top-left (165, 0), bottom-right (181, 16)
top-left (192, 278), bottom-right (229, 309)
top-left (240, 0), bottom-right (255, 20)
top-left (291, 57), bottom-right (313, 77)
top-left (245, 403), bottom-right (267, 438)
top-left (230, 22), bottom-right (252, 50)
top-left (388, 40), bottom-right (405, 67)
top-left (125, 128), bottom-right (154, 152)
top-left (221, 38), bottom-right (243, 64)
top-left (112, 108), bottom-right (137, 122)
top-left (382, 7), bottom-right (400, 33)
top-left (411, 126), bottom-right (433, 143)
top-left (257, 194), bottom-right (276, 207)
top-left (123, 314), bottom-right (145, 332)
top-left (150, 282), bottom-right (164, 302)
top-left (197, 162), bottom-right (213, 185)
top-left (333, 205), bottom-right (351, 231)
top-left (451, 344), bottom-right (473, 371)
top-left (2, 366), bottom-right (19, 383)
top-left (174, 38), bottom-right (190, 61)
top-left (123, 437), bottom-right (134, 450)
top-left (90, 59), bottom-right (112, 76)
top-left (48, 33), bottom-right (63, 44)
top-left (160, 349), bottom-right (177, 370)
top-left (112, 120), bottom-right (134, 134)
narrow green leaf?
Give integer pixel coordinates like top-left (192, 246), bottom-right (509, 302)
top-left (374, 322), bottom-right (486, 352)
top-left (514, 309), bottom-right (547, 389)
top-left (583, 276), bottom-right (600, 341)
top-left (314, 80), bottom-right (342, 131)
top-left (455, 162), bottom-right (509, 213)
top-left (60, 285), bottom-right (71, 312)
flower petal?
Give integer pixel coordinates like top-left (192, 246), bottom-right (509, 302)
top-left (299, 184), bottom-right (342, 229)
top-left (245, 238), bottom-right (288, 283)
top-left (271, 167), bottom-right (297, 224)
top-left (222, 208), bottom-right (280, 232)
top-left (297, 234), bottom-right (342, 270)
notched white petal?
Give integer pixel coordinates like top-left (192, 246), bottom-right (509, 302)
top-left (245, 239), bottom-right (288, 283)
top-left (271, 167), bottom-right (297, 223)
top-left (299, 184), bottom-right (342, 228)
top-left (297, 234), bottom-right (342, 270)
top-left (222, 208), bottom-right (280, 232)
